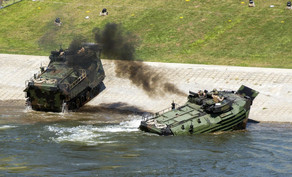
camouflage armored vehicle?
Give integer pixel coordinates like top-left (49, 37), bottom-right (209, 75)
top-left (140, 85), bottom-right (259, 135)
top-left (24, 43), bottom-right (105, 112)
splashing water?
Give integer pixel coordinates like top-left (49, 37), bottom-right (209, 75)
top-left (24, 105), bottom-right (32, 113)
top-left (0, 125), bottom-right (17, 130)
top-left (46, 115), bottom-right (141, 145)
top-left (96, 117), bottom-right (141, 133)
top-left (47, 125), bottom-right (104, 145)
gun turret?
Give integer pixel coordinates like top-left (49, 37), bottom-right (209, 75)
top-left (189, 90), bottom-right (197, 96)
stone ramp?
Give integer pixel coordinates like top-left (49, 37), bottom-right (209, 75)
top-left (1, 54), bottom-right (292, 122)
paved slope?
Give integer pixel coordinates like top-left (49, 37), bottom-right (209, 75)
top-left (1, 54), bottom-right (292, 122)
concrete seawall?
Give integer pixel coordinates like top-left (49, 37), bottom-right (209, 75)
top-left (1, 54), bottom-right (292, 122)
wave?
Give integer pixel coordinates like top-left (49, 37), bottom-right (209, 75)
top-left (46, 115), bottom-right (141, 145)
top-left (96, 116), bottom-right (141, 133)
top-left (0, 125), bottom-right (17, 130)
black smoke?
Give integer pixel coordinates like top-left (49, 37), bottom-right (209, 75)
top-left (93, 23), bottom-right (136, 60)
top-left (65, 36), bottom-right (96, 68)
top-left (93, 23), bottom-right (186, 97)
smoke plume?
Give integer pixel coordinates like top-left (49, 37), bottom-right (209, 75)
top-left (65, 36), bottom-right (97, 68)
top-left (93, 23), bottom-right (186, 97)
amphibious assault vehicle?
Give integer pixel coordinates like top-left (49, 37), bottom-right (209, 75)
top-left (140, 85), bottom-right (258, 135)
top-left (24, 43), bottom-right (105, 112)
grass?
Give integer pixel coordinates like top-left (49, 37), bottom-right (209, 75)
top-left (0, 0), bottom-right (292, 68)
top-left (0, 0), bottom-right (22, 8)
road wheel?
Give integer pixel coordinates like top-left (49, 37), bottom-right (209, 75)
top-left (86, 91), bottom-right (91, 101)
top-left (71, 102), bottom-right (75, 110)
top-left (81, 95), bottom-right (85, 104)
top-left (76, 98), bottom-right (80, 109)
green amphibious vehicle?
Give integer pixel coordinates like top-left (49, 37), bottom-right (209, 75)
top-left (140, 85), bottom-right (259, 135)
top-left (24, 43), bottom-right (105, 112)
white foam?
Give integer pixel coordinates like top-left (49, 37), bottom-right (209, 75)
top-left (23, 105), bottom-right (32, 113)
top-left (46, 115), bottom-right (142, 145)
top-left (97, 116), bottom-right (141, 133)
top-left (47, 125), bottom-right (104, 145)
top-left (0, 125), bottom-right (17, 130)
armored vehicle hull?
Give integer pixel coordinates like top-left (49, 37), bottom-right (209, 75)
top-left (140, 85), bottom-right (258, 136)
top-left (24, 43), bottom-right (105, 112)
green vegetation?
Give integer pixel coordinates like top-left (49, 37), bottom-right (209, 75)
top-left (0, 0), bottom-right (292, 68)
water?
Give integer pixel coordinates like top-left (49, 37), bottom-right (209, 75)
top-left (1, 103), bottom-right (292, 176)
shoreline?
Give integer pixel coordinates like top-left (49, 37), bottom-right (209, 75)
top-left (0, 54), bottom-right (291, 123)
